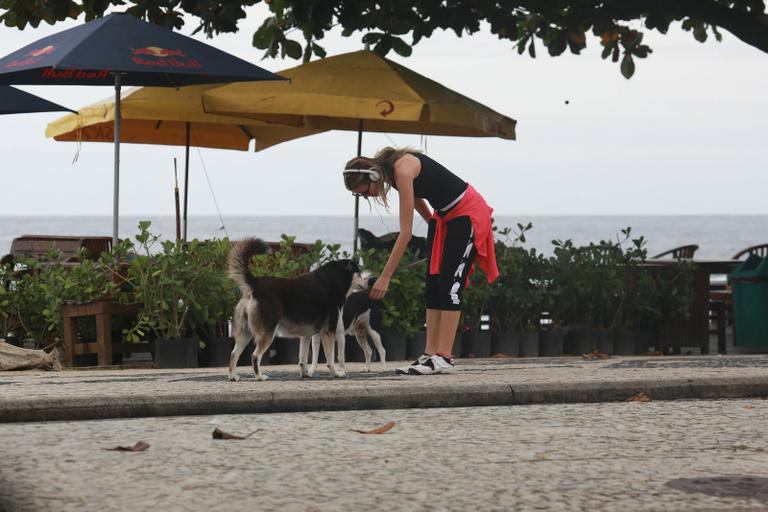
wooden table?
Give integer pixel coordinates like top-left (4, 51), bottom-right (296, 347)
top-left (62, 300), bottom-right (140, 367)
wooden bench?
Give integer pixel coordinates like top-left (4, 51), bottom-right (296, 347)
top-left (62, 300), bottom-right (142, 367)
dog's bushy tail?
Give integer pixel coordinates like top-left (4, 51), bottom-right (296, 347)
top-left (228, 238), bottom-right (269, 294)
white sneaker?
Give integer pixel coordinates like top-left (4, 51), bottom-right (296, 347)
top-left (395, 354), bottom-right (430, 375)
top-left (407, 354), bottom-right (455, 375)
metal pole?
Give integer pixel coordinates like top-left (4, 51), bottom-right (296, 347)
top-left (112, 73), bottom-right (122, 247)
top-left (353, 119), bottom-right (363, 256)
top-left (183, 121), bottom-right (190, 241)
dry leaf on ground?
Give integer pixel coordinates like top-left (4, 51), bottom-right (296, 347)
top-left (350, 421), bottom-right (396, 435)
top-left (212, 427), bottom-right (261, 440)
top-left (581, 351), bottom-right (610, 360)
top-left (105, 441), bottom-right (150, 452)
top-left (626, 392), bottom-right (652, 403)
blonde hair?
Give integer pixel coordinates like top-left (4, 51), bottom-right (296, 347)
top-left (343, 146), bottom-right (420, 208)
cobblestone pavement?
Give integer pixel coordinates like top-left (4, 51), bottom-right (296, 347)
top-left (3, 355), bottom-right (768, 422)
top-left (1, 399), bottom-right (767, 512)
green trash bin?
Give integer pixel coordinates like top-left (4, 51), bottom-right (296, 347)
top-left (729, 255), bottom-right (768, 350)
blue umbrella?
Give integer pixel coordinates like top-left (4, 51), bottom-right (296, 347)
top-left (0, 13), bottom-right (284, 244)
top-left (0, 86), bottom-right (74, 115)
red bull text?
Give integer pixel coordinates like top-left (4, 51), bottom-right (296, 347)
top-left (40, 68), bottom-right (110, 80)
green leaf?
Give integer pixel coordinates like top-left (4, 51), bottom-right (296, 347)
top-left (311, 42), bottom-right (327, 58)
top-left (620, 54), bottom-right (635, 79)
top-left (283, 39), bottom-right (303, 59)
top-left (391, 37), bottom-right (412, 57)
top-left (547, 32), bottom-right (568, 56)
top-left (374, 37), bottom-right (392, 55)
top-left (693, 26), bottom-right (708, 43)
top-left (362, 32), bottom-right (383, 44)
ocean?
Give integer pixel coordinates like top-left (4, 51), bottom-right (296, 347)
top-left (1, 215), bottom-right (766, 260)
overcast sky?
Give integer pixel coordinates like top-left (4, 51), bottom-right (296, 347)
top-left (0, 6), bottom-right (766, 217)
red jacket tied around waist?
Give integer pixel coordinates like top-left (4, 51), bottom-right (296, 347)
top-left (429, 184), bottom-right (499, 285)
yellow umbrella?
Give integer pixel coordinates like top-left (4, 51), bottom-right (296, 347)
top-left (47, 84), bottom-right (324, 238)
top-left (201, 50), bottom-right (516, 251)
top-left (202, 50), bottom-right (516, 139)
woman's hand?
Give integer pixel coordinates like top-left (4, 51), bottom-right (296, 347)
top-left (370, 275), bottom-right (391, 300)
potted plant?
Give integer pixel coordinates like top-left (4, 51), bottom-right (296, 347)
top-left (1, 247), bottom-right (120, 361)
top-left (609, 228), bottom-right (658, 355)
top-left (460, 268), bottom-right (493, 358)
top-left (188, 238), bottom-right (240, 368)
top-left (486, 224), bottom-right (527, 357)
top-left (123, 222), bottom-right (205, 368)
top-left (556, 240), bottom-right (624, 356)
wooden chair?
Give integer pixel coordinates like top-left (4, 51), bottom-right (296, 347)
top-left (732, 243), bottom-right (768, 260)
top-left (652, 244), bottom-right (699, 260)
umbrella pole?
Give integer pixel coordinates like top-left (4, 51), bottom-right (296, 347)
top-left (353, 119), bottom-right (363, 256)
top-left (183, 122), bottom-right (190, 242)
top-left (112, 73), bottom-right (122, 248)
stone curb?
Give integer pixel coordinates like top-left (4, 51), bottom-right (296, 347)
top-left (3, 375), bottom-right (768, 423)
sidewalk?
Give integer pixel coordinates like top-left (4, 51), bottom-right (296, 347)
top-left (2, 354), bottom-right (768, 423)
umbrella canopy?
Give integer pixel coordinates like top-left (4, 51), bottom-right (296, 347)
top-left (201, 50), bottom-right (516, 139)
top-left (46, 84), bottom-right (325, 240)
top-left (0, 12), bottom-right (285, 246)
top-left (0, 86), bottom-right (74, 115)
top-left (45, 84), bottom-right (323, 152)
top-left (0, 13), bottom-right (281, 86)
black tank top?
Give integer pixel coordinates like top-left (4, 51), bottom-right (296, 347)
top-left (392, 153), bottom-right (468, 211)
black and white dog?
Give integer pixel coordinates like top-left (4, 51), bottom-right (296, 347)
top-left (227, 238), bottom-right (369, 381)
top-left (302, 288), bottom-right (386, 376)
